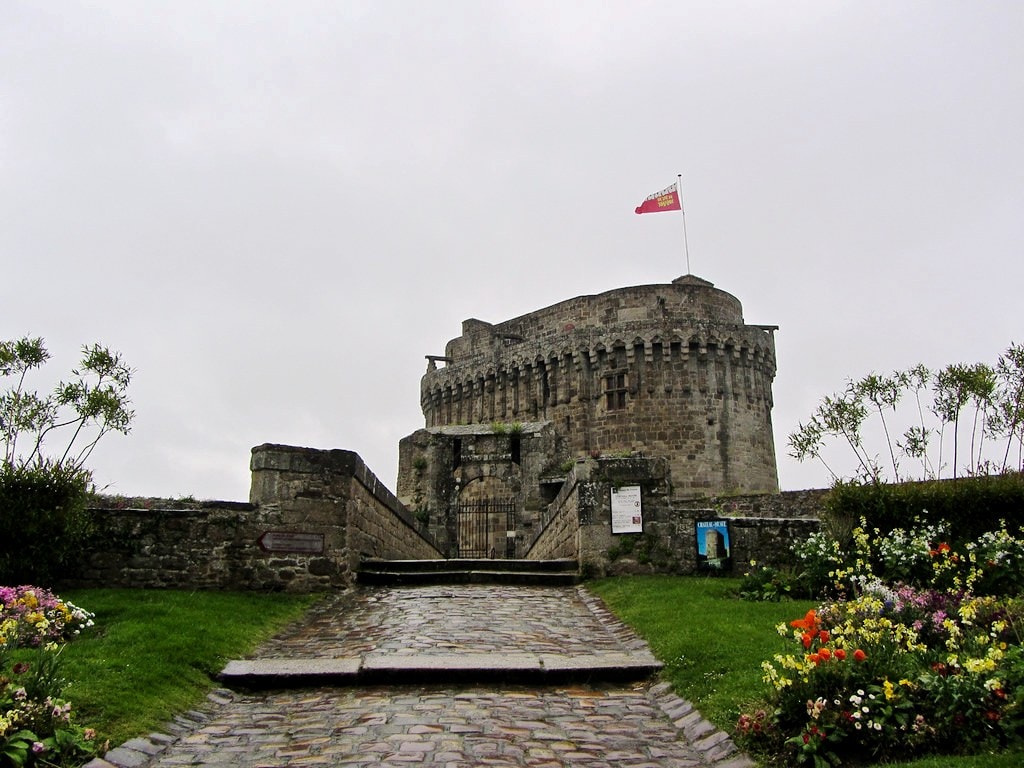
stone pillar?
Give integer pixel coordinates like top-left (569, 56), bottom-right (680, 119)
top-left (249, 444), bottom-right (353, 590)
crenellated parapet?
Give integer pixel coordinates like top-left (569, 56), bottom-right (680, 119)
top-left (421, 329), bottom-right (777, 423)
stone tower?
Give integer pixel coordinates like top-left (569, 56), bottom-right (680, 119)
top-left (397, 275), bottom-right (779, 555)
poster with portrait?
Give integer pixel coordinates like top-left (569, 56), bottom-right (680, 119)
top-left (695, 518), bottom-right (732, 572)
top-left (610, 485), bottom-right (643, 534)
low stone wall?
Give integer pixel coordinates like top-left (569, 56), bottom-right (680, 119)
top-left (526, 464), bottom-right (583, 560)
top-left (526, 457), bottom-right (823, 577)
top-left (725, 516), bottom-right (821, 570)
top-left (70, 500), bottom-right (299, 590)
top-left (66, 444), bottom-right (442, 592)
top-left (675, 487), bottom-right (828, 519)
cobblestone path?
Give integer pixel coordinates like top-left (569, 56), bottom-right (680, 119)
top-left (90, 586), bottom-right (754, 768)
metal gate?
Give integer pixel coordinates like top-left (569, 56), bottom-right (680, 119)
top-left (456, 499), bottom-right (516, 558)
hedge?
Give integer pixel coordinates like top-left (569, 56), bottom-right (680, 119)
top-left (824, 471), bottom-right (1024, 541)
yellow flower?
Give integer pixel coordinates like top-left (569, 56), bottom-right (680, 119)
top-left (965, 656), bottom-right (997, 674)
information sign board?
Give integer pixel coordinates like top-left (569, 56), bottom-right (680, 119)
top-left (610, 485), bottom-right (643, 534)
top-left (257, 531), bottom-right (325, 554)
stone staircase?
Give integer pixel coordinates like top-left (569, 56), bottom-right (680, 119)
top-left (357, 557), bottom-right (579, 586)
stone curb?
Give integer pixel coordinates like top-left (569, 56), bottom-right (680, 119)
top-left (82, 693), bottom-right (226, 768)
top-left (216, 585), bottom-right (663, 690)
top-left (649, 681), bottom-right (757, 768)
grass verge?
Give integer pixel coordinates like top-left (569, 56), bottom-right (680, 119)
top-left (54, 588), bottom-right (317, 746)
top-left (587, 574), bottom-right (1024, 768)
top-left (589, 574), bottom-right (813, 729)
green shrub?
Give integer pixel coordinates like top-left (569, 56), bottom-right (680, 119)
top-left (739, 563), bottom-right (801, 601)
top-left (0, 461), bottom-right (92, 584)
top-left (824, 473), bottom-right (1024, 543)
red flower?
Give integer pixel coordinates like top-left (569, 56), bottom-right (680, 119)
top-left (791, 609), bottom-right (819, 631)
top-left (802, 633), bottom-right (814, 649)
top-left (818, 630), bottom-right (830, 643)
top-left (853, 649), bottom-right (867, 662)
top-left (808, 653), bottom-right (822, 665)
top-left (834, 648), bottom-right (847, 661)
top-left (818, 648), bottom-right (832, 661)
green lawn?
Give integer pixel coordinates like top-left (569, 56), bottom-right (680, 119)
top-left (54, 589), bottom-right (316, 746)
top-left (587, 574), bottom-right (1024, 768)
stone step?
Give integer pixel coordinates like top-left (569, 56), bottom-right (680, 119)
top-left (356, 569), bottom-right (579, 587)
top-left (220, 652), bottom-right (662, 689)
top-left (356, 558), bottom-right (579, 586)
top-left (360, 558), bottom-right (580, 572)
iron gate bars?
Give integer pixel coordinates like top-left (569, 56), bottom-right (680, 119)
top-left (456, 498), bottom-right (516, 558)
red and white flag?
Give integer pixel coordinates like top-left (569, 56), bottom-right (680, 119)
top-left (634, 183), bottom-right (682, 214)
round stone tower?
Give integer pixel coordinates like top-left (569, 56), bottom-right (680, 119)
top-left (417, 275), bottom-right (779, 497)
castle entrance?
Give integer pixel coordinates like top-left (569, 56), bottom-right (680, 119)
top-left (456, 498), bottom-right (516, 558)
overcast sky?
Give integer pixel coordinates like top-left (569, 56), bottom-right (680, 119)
top-left (3, 1), bottom-right (1022, 501)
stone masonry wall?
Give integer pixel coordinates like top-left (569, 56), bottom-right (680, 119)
top-left (344, 451), bottom-right (443, 566)
top-left (526, 457), bottom-right (823, 577)
top-left (64, 444), bottom-right (442, 592)
top-left (67, 500), bottom-right (282, 591)
top-left (525, 462), bottom-right (583, 560)
top-left (675, 487), bottom-right (828, 519)
top-left (247, 444), bottom-right (442, 585)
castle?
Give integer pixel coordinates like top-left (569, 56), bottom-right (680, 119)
top-left (67, 274), bottom-right (814, 592)
top-left (397, 274), bottom-right (780, 559)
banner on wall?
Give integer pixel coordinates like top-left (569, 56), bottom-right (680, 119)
top-left (695, 518), bottom-right (732, 572)
top-left (610, 485), bottom-right (643, 534)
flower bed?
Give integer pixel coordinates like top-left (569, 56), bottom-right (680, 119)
top-left (738, 521), bottom-right (1024, 765)
top-left (1, 586), bottom-right (100, 767)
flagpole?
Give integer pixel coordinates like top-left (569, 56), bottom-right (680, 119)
top-left (678, 173), bottom-right (691, 275)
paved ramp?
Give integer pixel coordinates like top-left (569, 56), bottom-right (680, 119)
top-left (221, 585), bottom-right (661, 686)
